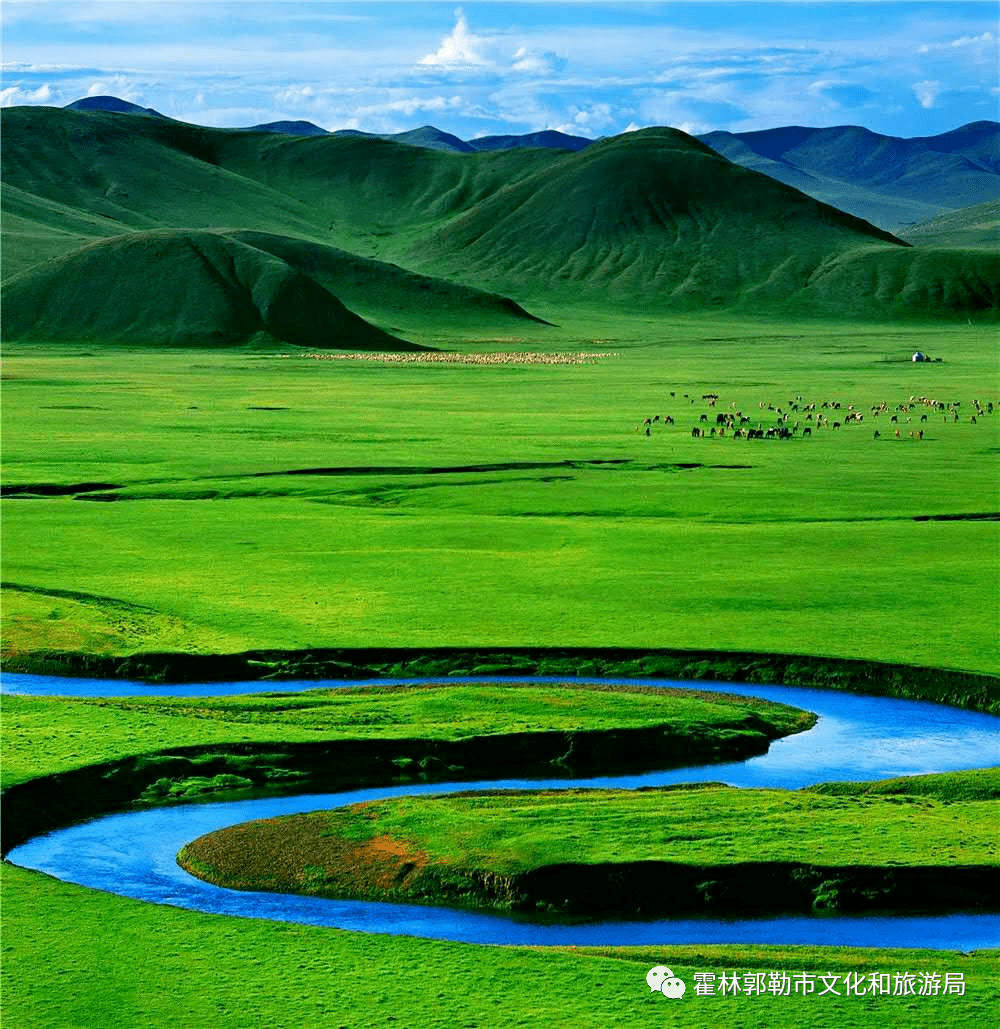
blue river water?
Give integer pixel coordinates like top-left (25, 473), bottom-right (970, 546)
top-left (5, 673), bottom-right (1000, 949)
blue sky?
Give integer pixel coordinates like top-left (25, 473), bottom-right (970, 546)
top-left (2, 2), bottom-right (997, 138)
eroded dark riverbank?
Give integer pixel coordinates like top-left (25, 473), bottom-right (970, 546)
top-left (1, 718), bottom-right (789, 855)
top-left (3, 646), bottom-right (997, 712)
top-left (180, 834), bottom-right (1000, 921)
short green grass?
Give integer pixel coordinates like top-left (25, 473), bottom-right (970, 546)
top-left (313, 780), bottom-right (1000, 872)
top-left (0, 683), bottom-right (812, 788)
top-left (5, 863), bottom-right (995, 1029)
top-left (3, 322), bottom-right (998, 673)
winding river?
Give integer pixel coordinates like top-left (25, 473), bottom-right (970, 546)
top-left (5, 674), bottom-right (1000, 949)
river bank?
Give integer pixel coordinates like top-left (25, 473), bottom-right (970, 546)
top-left (3, 646), bottom-right (998, 712)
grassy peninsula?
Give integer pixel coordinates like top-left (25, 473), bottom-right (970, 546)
top-left (178, 774), bottom-right (1000, 918)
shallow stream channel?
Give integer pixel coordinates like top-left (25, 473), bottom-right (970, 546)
top-left (5, 674), bottom-right (1000, 949)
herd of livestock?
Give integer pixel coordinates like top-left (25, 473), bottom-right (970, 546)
top-left (638, 392), bottom-right (996, 441)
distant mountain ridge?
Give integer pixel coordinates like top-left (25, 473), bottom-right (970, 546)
top-left (57, 98), bottom-right (1000, 230)
top-left (699, 121), bottom-right (1000, 231)
top-left (1, 102), bottom-right (996, 349)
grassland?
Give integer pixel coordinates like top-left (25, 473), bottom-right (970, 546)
top-left (3, 321), bottom-right (998, 675)
top-left (5, 861), bottom-right (995, 1029)
top-left (218, 775), bottom-right (1000, 876)
top-left (178, 775), bottom-right (1000, 916)
top-left (3, 102), bottom-right (1000, 1029)
top-left (0, 682), bottom-right (811, 789)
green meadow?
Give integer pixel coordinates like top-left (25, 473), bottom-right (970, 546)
top-left (3, 321), bottom-right (998, 1027)
top-left (250, 776), bottom-right (1000, 877)
top-left (0, 682), bottom-right (812, 789)
top-left (3, 320), bottom-right (998, 673)
top-left (178, 774), bottom-right (1000, 919)
top-left (5, 862), bottom-right (996, 1029)
top-left (3, 104), bottom-right (1000, 1027)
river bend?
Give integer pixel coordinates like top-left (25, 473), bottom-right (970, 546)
top-left (6, 676), bottom-right (1000, 949)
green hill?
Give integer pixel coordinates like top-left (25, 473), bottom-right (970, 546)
top-left (330, 125), bottom-right (474, 153)
top-left (408, 128), bottom-right (910, 310)
top-left (3, 106), bottom-right (997, 329)
top-left (1, 107), bottom-right (553, 339)
top-left (65, 95), bottom-right (169, 119)
top-left (1, 229), bottom-right (426, 349)
top-left (248, 120), bottom-right (329, 137)
top-left (468, 129), bottom-right (593, 152)
top-left (0, 107), bottom-right (336, 277)
top-left (222, 230), bottom-right (551, 330)
top-left (794, 244), bottom-right (1000, 318)
top-left (900, 199), bottom-right (1000, 248)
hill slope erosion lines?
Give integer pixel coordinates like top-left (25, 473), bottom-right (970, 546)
top-left (903, 199), bottom-right (1000, 249)
top-left (409, 127), bottom-right (910, 306)
top-left (2, 230), bottom-right (426, 350)
top-left (2, 105), bottom-right (998, 335)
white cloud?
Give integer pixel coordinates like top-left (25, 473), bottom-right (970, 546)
top-left (274, 85), bottom-right (316, 106)
top-left (951, 32), bottom-right (994, 49)
top-left (86, 76), bottom-right (144, 101)
top-left (358, 95), bottom-right (465, 118)
top-left (919, 31), bottom-right (995, 55)
top-left (511, 46), bottom-right (566, 76)
top-left (561, 102), bottom-right (615, 133)
top-left (913, 80), bottom-right (941, 110)
top-left (0, 82), bottom-right (55, 106)
top-left (419, 8), bottom-right (492, 70)
top-left (1, 62), bottom-right (93, 73)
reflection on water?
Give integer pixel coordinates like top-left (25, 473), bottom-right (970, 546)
top-left (5, 674), bottom-right (1000, 948)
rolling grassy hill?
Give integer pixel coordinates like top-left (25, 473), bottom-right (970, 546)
top-left (408, 127), bottom-right (907, 305)
top-left (468, 129), bottom-right (593, 152)
top-left (901, 199), bottom-right (1000, 248)
top-left (54, 97), bottom-right (1000, 230)
top-left (1, 229), bottom-right (427, 349)
top-left (64, 95), bottom-right (169, 119)
top-left (3, 104), bottom-right (998, 345)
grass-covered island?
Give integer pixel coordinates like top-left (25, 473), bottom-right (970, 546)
top-left (178, 770), bottom-right (1000, 920)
